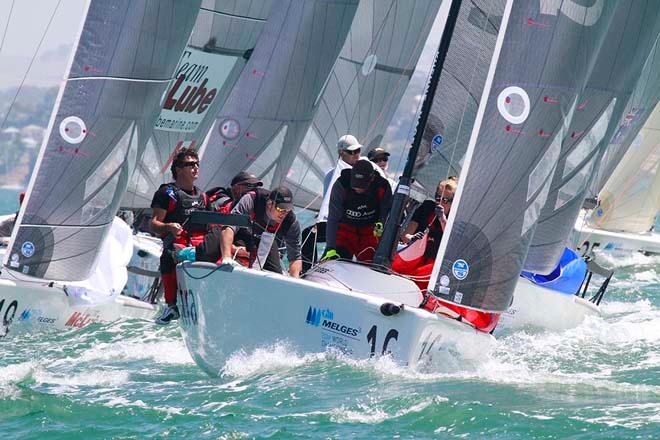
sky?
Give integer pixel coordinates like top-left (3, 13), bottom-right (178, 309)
top-left (0, 0), bottom-right (85, 87)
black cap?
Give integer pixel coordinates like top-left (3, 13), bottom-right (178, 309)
top-left (367, 147), bottom-right (390, 161)
top-left (351, 160), bottom-right (375, 189)
top-left (268, 186), bottom-right (294, 210)
top-left (230, 171), bottom-right (262, 187)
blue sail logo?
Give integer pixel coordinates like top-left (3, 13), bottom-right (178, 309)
top-left (305, 307), bottom-right (333, 327)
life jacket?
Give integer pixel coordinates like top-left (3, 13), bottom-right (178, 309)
top-left (206, 186), bottom-right (233, 213)
top-left (337, 168), bottom-right (388, 226)
top-left (160, 183), bottom-right (207, 240)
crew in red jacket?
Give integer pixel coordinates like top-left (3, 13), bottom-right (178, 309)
top-left (323, 159), bottom-right (392, 262)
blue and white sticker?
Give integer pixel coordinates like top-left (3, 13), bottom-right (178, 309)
top-left (440, 275), bottom-right (450, 287)
top-left (431, 134), bottom-right (443, 153)
top-left (596, 208), bottom-right (604, 217)
top-left (452, 259), bottom-right (469, 280)
top-left (21, 241), bottom-right (35, 258)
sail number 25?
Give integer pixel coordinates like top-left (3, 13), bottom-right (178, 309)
top-left (366, 325), bottom-right (398, 357)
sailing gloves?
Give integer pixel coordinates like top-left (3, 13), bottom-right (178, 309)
top-left (411, 231), bottom-right (425, 242)
top-left (434, 204), bottom-right (445, 219)
top-left (373, 221), bottom-right (384, 238)
top-left (321, 248), bottom-right (339, 261)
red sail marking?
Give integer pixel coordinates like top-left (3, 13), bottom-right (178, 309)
top-left (527, 18), bottom-right (550, 28)
top-left (543, 96), bottom-right (559, 103)
top-left (505, 125), bottom-right (523, 134)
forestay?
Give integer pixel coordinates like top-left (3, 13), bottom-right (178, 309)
top-left (287, 0), bottom-right (442, 209)
top-left (525, 2), bottom-right (660, 274)
top-left (4, 0), bottom-right (200, 281)
top-left (122, 0), bottom-right (272, 208)
top-left (427, 1), bottom-right (616, 312)
top-left (412, 0), bottom-right (506, 192)
top-left (196, 0), bottom-right (358, 194)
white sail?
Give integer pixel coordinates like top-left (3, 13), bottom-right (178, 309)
top-left (195, 0), bottom-right (359, 193)
top-left (286, 0), bottom-right (443, 208)
top-left (427, 0), bottom-right (615, 312)
top-left (4, 0), bottom-right (200, 281)
top-left (122, 1), bottom-right (272, 208)
top-left (590, 103), bottom-right (660, 232)
top-left (525, 3), bottom-right (660, 273)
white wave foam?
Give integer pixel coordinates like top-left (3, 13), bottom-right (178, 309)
top-left (33, 369), bottom-right (130, 390)
top-left (0, 362), bottom-right (34, 399)
top-left (222, 343), bottom-right (324, 378)
top-left (595, 251), bottom-right (660, 268)
top-left (52, 336), bottom-right (194, 366)
top-left (329, 395), bottom-right (447, 424)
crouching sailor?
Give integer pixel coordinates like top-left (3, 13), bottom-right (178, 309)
top-left (323, 159), bottom-right (392, 262)
top-left (221, 186), bottom-right (302, 277)
top-left (150, 148), bottom-right (208, 325)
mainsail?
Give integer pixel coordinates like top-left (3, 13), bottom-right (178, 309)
top-left (286, 0), bottom-right (443, 209)
top-left (197, 0), bottom-right (359, 193)
top-left (590, 103), bottom-right (660, 233)
top-left (525, 3), bottom-right (660, 274)
top-left (122, 0), bottom-right (273, 208)
top-left (427, 0), bottom-right (616, 312)
top-left (4, 0), bottom-right (200, 281)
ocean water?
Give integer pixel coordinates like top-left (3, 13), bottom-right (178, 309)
top-left (1, 191), bottom-right (659, 438)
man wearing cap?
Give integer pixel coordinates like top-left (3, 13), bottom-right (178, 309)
top-left (221, 186), bottom-right (302, 277)
top-left (368, 147), bottom-right (397, 191)
top-left (206, 171), bottom-right (263, 213)
top-left (301, 134), bottom-right (363, 272)
top-left (188, 171), bottom-right (263, 264)
top-left (323, 159), bottom-right (392, 263)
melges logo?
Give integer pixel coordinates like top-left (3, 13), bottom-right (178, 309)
top-left (305, 306), bottom-right (360, 338)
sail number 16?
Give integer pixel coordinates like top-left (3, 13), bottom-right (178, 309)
top-left (366, 325), bottom-right (398, 357)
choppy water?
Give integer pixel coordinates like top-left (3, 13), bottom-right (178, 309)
top-left (1, 188), bottom-right (659, 438)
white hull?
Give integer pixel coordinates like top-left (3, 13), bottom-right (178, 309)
top-left (500, 277), bottom-right (600, 331)
top-left (176, 261), bottom-right (494, 376)
top-left (573, 215), bottom-right (660, 256)
top-left (0, 220), bottom-right (160, 335)
top-left (0, 277), bottom-right (156, 335)
top-left (124, 233), bottom-right (162, 300)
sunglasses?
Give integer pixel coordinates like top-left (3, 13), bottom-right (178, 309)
top-left (275, 206), bottom-right (291, 214)
top-left (343, 149), bottom-right (361, 156)
top-left (375, 157), bottom-right (388, 163)
top-left (435, 195), bottom-right (453, 203)
top-left (179, 161), bottom-right (199, 168)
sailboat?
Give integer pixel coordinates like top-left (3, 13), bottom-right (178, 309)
top-left (573, 104), bottom-right (660, 257)
top-left (474, 1), bottom-right (660, 332)
top-left (0, 0), bottom-right (202, 333)
top-left (119, 1), bottom-right (275, 299)
top-left (174, 0), bottom-right (627, 374)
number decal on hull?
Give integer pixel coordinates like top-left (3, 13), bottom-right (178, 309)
top-left (179, 289), bottom-right (198, 326)
top-left (367, 325), bottom-right (399, 357)
top-left (0, 298), bottom-right (19, 337)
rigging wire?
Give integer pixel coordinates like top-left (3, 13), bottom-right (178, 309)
top-left (0, 0), bottom-right (16, 54)
top-left (0, 0), bottom-right (63, 133)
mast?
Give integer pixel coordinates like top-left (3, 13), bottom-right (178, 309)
top-left (373, 0), bottom-right (462, 268)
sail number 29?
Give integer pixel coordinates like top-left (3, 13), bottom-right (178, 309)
top-left (366, 325), bottom-right (398, 357)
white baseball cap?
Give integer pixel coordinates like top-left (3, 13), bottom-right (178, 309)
top-left (337, 134), bottom-right (362, 151)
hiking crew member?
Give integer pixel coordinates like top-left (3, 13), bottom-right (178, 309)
top-left (324, 159), bottom-right (392, 263)
top-left (150, 148), bottom-right (208, 325)
top-left (301, 134), bottom-right (363, 272)
top-left (193, 172), bottom-right (263, 264)
top-left (221, 186), bottom-right (303, 277)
